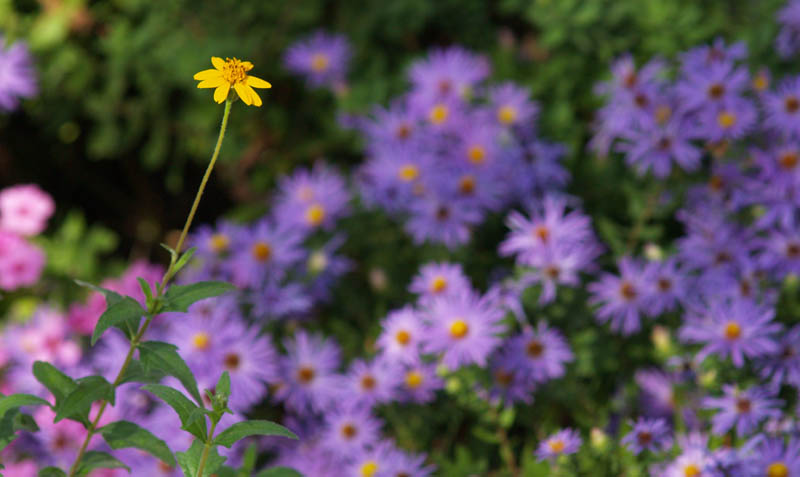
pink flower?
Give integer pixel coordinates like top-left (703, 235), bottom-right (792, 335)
top-left (0, 184), bottom-right (55, 236)
top-left (0, 230), bottom-right (45, 291)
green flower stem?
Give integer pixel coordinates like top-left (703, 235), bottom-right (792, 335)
top-left (66, 98), bottom-right (233, 477)
top-left (195, 419), bottom-right (219, 477)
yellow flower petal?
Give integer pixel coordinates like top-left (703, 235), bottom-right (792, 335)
top-left (247, 76), bottom-right (272, 89)
top-left (214, 82), bottom-right (230, 103)
top-left (234, 83), bottom-right (252, 105)
top-left (193, 69), bottom-right (223, 81)
top-left (197, 77), bottom-right (226, 89)
top-left (211, 57), bottom-right (226, 71)
top-left (246, 85), bottom-right (263, 107)
top-left (242, 61), bottom-right (254, 71)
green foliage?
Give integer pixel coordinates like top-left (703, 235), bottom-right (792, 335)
top-left (0, 394), bottom-right (50, 418)
top-left (74, 451), bottom-right (130, 476)
top-left (142, 383), bottom-right (208, 441)
top-left (138, 341), bottom-right (203, 404)
top-left (32, 361), bottom-right (89, 426)
top-left (160, 281), bottom-right (236, 313)
top-left (38, 468), bottom-right (67, 477)
top-left (176, 440), bottom-right (226, 477)
top-left (214, 420), bottom-right (297, 448)
top-left (54, 375), bottom-right (114, 423)
top-left (99, 420), bottom-right (175, 467)
top-left (90, 295), bottom-right (146, 345)
top-left (0, 408), bottom-right (40, 452)
top-left (255, 468), bottom-right (303, 477)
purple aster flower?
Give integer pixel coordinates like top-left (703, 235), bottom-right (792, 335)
top-left (589, 257), bottom-right (655, 335)
top-left (695, 98), bottom-right (757, 142)
top-left (680, 38), bottom-right (747, 72)
top-left (777, 0), bottom-right (800, 58)
top-left (759, 222), bottom-right (800, 279)
top-left (702, 385), bottom-right (782, 436)
top-left (622, 418), bottom-right (672, 454)
top-left (757, 325), bottom-right (800, 390)
top-left (408, 261), bottom-right (472, 303)
top-left (396, 362), bottom-right (443, 404)
top-left (320, 404), bottom-right (383, 458)
top-left (405, 194), bottom-right (483, 248)
top-left (229, 217), bottom-right (305, 288)
top-left (660, 447), bottom-right (714, 477)
top-left (487, 347), bottom-right (535, 405)
top-left (421, 290), bottom-right (503, 369)
top-left (169, 311), bottom-right (238, 372)
top-left (384, 447), bottom-right (435, 477)
top-left (376, 306), bottom-right (426, 364)
top-left (190, 220), bottom-right (243, 261)
top-left (343, 357), bottom-right (401, 408)
top-left (524, 139), bottom-right (570, 194)
top-left (360, 101), bottom-right (420, 148)
top-left (617, 113), bottom-right (701, 178)
top-left (645, 258), bottom-right (690, 315)
top-left (508, 323), bottom-right (573, 384)
top-left (489, 82), bottom-right (538, 128)
top-left (677, 60), bottom-right (749, 111)
top-left (742, 436), bottom-right (800, 477)
top-left (635, 369), bottom-right (679, 419)
top-left (273, 163), bottom-right (351, 235)
top-left (274, 331), bottom-right (342, 414)
top-left (678, 297), bottom-right (780, 367)
top-left (214, 325), bottom-right (278, 412)
top-left (516, 240), bottom-right (601, 304)
top-left (536, 428), bottom-right (582, 461)
top-left (306, 234), bottom-right (353, 302)
top-left (284, 31), bottom-right (350, 88)
top-left (764, 76), bottom-right (800, 138)
top-left (248, 278), bottom-right (313, 321)
top-left (0, 36), bottom-right (37, 111)
top-left (407, 46), bottom-right (490, 103)
top-left (358, 143), bottom-right (432, 213)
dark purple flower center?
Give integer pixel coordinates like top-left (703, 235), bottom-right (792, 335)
top-left (785, 95), bottom-right (799, 113)
top-left (735, 397), bottom-right (751, 413)
top-left (636, 431), bottom-right (653, 445)
top-left (708, 83), bottom-right (725, 99)
top-left (620, 281), bottom-right (637, 301)
top-left (224, 352), bottom-right (240, 370)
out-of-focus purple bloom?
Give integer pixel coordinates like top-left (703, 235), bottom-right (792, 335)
top-left (409, 261), bottom-right (472, 302)
top-left (764, 76), bottom-right (800, 138)
top-left (0, 36), bottom-right (37, 111)
top-left (679, 297), bottom-right (780, 367)
top-left (273, 163), bottom-right (351, 235)
top-left (489, 82), bottom-right (538, 128)
top-left (635, 368), bottom-right (679, 419)
top-left (343, 357), bottom-right (401, 408)
top-left (487, 347), bottom-right (535, 405)
top-left (758, 325), bottom-right (800, 390)
top-left (645, 258), bottom-right (690, 315)
top-left (702, 384), bottom-right (782, 436)
top-left (284, 31), bottom-right (350, 88)
top-left (274, 331), bottom-right (341, 414)
top-left (407, 46), bottom-right (490, 103)
top-left (777, 1), bottom-right (800, 58)
top-left (508, 323), bottom-right (573, 384)
top-left (695, 98), bottom-right (757, 142)
top-left (741, 436), bottom-right (800, 477)
top-left (214, 325), bottom-right (278, 412)
top-left (422, 290), bottom-right (503, 369)
top-left (536, 428), bottom-right (582, 461)
top-left (622, 418), bottom-right (672, 454)
top-left (405, 194), bottom-right (483, 247)
top-left (376, 306), bottom-right (425, 364)
top-left (384, 447), bottom-right (435, 477)
top-left (679, 38), bottom-right (747, 72)
top-left (229, 217), bottom-right (305, 288)
top-left (320, 404), bottom-right (382, 458)
top-left (396, 362), bottom-right (443, 404)
top-left (589, 257), bottom-right (654, 335)
top-left (617, 114), bottom-right (701, 178)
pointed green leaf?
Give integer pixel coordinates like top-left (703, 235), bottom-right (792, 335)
top-left (239, 443), bottom-right (258, 476)
top-left (214, 420), bottom-right (297, 448)
top-left (100, 420), bottom-right (175, 466)
top-left (54, 376), bottom-right (113, 423)
top-left (74, 450), bottom-right (129, 475)
top-left (0, 394), bottom-right (50, 418)
top-left (138, 341), bottom-right (202, 404)
top-left (32, 362), bottom-right (77, 404)
top-left (176, 439), bottom-right (226, 477)
top-left (0, 409), bottom-right (39, 451)
top-left (173, 247), bottom-right (197, 274)
top-left (137, 277), bottom-right (155, 310)
top-left (38, 467), bottom-right (67, 477)
top-left (161, 281), bottom-right (236, 313)
top-left (91, 295), bottom-right (146, 345)
top-left (117, 359), bottom-right (166, 385)
top-left (141, 384), bottom-right (206, 441)
top-left (255, 467), bottom-right (302, 477)
top-left (74, 280), bottom-right (124, 306)
top-left (216, 371), bottom-right (231, 401)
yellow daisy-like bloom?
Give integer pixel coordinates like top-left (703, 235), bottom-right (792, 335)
top-left (194, 57), bottom-right (272, 107)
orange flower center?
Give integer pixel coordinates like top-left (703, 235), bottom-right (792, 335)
top-left (311, 53), bottom-right (330, 72)
top-left (210, 233), bottom-right (230, 253)
top-left (468, 145), bottom-right (486, 164)
top-left (717, 111), bottom-right (737, 129)
top-left (548, 439), bottom-right (565, 453)
top-left (431, 275), bottom-right (448, 293)
top-left (724, 322), bottom-right (741, 340)
top-left (395, 330), bottom-right (411, 345)
top-left (429, 104), bottom-right (449, 125)
top-left (405, 370), bottom-right (423, 389)
top-left (251, 242), bottom-right (272, 262)
top-left (305, 203), bottom-right (326, 226)
top-left (526, 339), bottom-right (544, 357)
top-left (297, 366), bottom-right (315, 384)
top-left (398, 164), bottom-right (419, 182)
top-left (497, 105), bottom-right (517, 125)
top-left (192, 332), bottom-right (211, 351)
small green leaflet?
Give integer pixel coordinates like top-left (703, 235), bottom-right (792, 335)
top-left (0, 394), bottom-right (50, 418)
top-left (214, 420), bottom-right (297, 448)
top-left (91, 295), bottom-right (146, 345)
top-left (255, 467), bottom-right (303, 477)
top-left (37, 467), bottom-right (67, 477)
top-left (141, 384), bottom-right (207, 441)
top-left (138, 341), bottom-right (203, 404)
top-left (176, 439), bottom-right (226, 477)
top-left (74, 451), bottom-right (129, 476)
top-left (160, 281), bottom-right (236, 313)
top-left (54, 376), bottom-right (114, 423)
top-left (99, 420), bottom-right (175, 466)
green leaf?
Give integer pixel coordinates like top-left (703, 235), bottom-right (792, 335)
top-left (255, 467), bottom-right (303, 477)
top-left (74, 280), bottom-right (124, 306)
top-left (161, 281), bottom-right (236, 313)
top-left (54, 376), bottom-right (114, 423)
top-left (38, 467), bottom-right (67, 477)
top-left (214, 420), bottom-right (297, 448)
top-left (0, 409), bottom-right (39, 451)
top-left (91, 295), bottom-right (146, 345)
top-left (99, 420), bottom-right (175, 467)
top-left (176, 439), bottom-right (226, 477)
top-left (138, 341), bottom-right (202, 404)
top-left (137, 277), bottom-right (155, 310)
top-left (141, 384), bottom-right (206, 441)
top-left (117, 359), bottom-right (165, 385)
top-left (74, 450), bottom-right (129, 476)
top-left (32, 362), bottom-right (77, 404)
top-left (0, 394), bottom-right (51, 418)
top-left (173, 247), bottom-right (197, 274)
top-left (239, 443), bottom-right (258, 476)
top-left (216, 371), bottom-right (231, 401)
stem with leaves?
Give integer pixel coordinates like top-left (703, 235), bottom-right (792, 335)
top-left (65, 98), bottom-right (233, 477)
top-left (195, 419), bottom-right (219, 477)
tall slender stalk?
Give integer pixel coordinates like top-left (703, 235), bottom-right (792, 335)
top-left (66, 98), bottom-right (233, 477)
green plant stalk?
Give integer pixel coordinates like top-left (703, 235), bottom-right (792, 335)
top-left (65, 98), bottom-right (233, 477)
top-left (195, 419), bottom-right (219, 477)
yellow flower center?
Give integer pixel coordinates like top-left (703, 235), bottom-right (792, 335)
top-left (209, 234), bottom-right (230, 253)
top-left (395, 330), bottom-right (411, 345)
top-left (548, 439), bottom-right (565, 453)
top-left (360, 460), bottom-right (378, 477)
top-left (683, 464), bottom-right (700, 477)
top-left (192, 332), bottom-right (210, 351)
top-left (220, 57), bottom-right (251, 84)
top-left (251, 242), bottom-right (272, 263)
top-left (430, 275), bottom-right (448, 293)
top-left (398, 164), bottom-right (420, 182)
top-left (717, 111), bottom-right (737, 129)
top-left (305, 203), bottom-right (326, 226)
top-left (405, 370), bottom-right (423, 389)
top-left (767, 461), bottom-right (789, 477)
top-left (468, 145), bottom-right (487, 164)
top-left (753, 73), bottom-right (769, 91)
top-left (459, 175), bottom-right (476, 195)
top-left (655, 105), bottom-right (672, 124)
top-left (429, 104), bottom-right (449, 125)
top-left (724, 322), bottom-right (741, 340)
top-left (497, 105), bottom-right (517, 125)
top-left (449, 319), bottom-right (469, 339)
top-left (311, 53), bottom-right (330, 72)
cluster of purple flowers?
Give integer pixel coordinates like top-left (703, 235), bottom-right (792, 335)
top-left (778, 0), bottom-right (800, 58)
top-left (352, 46), bottom-right (568, 248)
top-left (0, 184), bottom-right (52, 291)
top-left (283, 31), bottom-right (351, 92)
top-left (0, 35), bottom-right (37, 112)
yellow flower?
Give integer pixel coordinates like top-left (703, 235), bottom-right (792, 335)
top-left (193, 57), bottom-right (272, 107)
